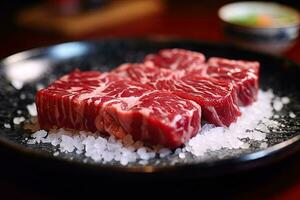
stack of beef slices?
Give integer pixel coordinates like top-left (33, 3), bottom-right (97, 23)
top-left (36, 49), bottom-right (259, 148)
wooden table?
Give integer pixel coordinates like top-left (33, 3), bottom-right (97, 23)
top-left (0, 2), bottom-right (300, 199)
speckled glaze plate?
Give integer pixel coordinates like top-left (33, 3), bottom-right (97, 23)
top-left (0, 39), bottom-right (299, 176)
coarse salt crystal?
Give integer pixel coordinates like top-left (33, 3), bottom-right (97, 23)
top-left (60, 135), bottom-right (75, 152)
top-left (159, 148), bottom-right (172, 158)
top-left (273, 115), bottom-right (280, 119)
top-left (29, 130), bottom-right (48, 144)
top-left (241, 143), bottom-right (250, 149)
top-left (281, 97), bottom-right (290, 104)
top-left (31, 130), bottom-right (47, 138)
top-left (179, 153), bottom-right (186, 159)
top-left (260, 142), bottom-right (268, 149)
top-left (174, 148), bottom-right (182, 155)
top-left (4, 123), bottom-right (11, 128)
top-left (13, 116), bottom-right (25, 125)
top-left (137, 147), bottom-right (150, 160)
top-left (289, 112), bottom-right (296, 118)
top-left (120, 157), bottom-right (129, 166)
top-left (139, 160), bottom-right (148, 165)
top-left (27, 103), bottom-right (37, 116)
top-left (256, 123), bottom-right (269, 132)
top-left (11, 80), bottom-right (23, 90)
top-left (273, 99), bottom-right (283, 111)
top-left (53, 151), bottom-right (59, 156)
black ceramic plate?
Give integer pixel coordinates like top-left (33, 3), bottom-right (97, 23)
top-left (0, 39), bottom-right (300, 176)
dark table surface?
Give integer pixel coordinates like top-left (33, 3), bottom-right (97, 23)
top-left (0, 2), bottom-right (300, 199)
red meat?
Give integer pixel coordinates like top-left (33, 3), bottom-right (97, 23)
top-left (207, 57), bottom-right (260, 106)
top-left (144, 48), bottom-right (207, 74)
top-left (114, 63), bottom-right (241, 126)
top-left (36, 70), bottom-right (201, 148)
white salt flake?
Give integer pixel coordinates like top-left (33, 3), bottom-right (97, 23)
top-left (53, 152), bottom-right (59, 156)
top-left (137, 147), bottom-right (150, 160)
top-left (273, 114), bottom-right (280, 119)
top-left (4, 123), bottom-right (11, 128)
top-left (159, 148), bottom-right (172, 158)
top-left (11, 80), bottom-right (23, 90)
top-left (120, 157), bottom-right (129, 166)
top-left (60, 135), bottom-right (76, 152)
top-left (76, 150), bottom-right (83, 154)
top-left (281, 97), bottom-right (290, 104)
top-left (260, 142), bottom-right (268, 149)
top-left (289, 112), bottom-right (296, 118)
top-left (174, 148), bottom-right (182, 155)
top-left (27, 103), bottom-right (37, 116)
top-left (273, 99), bottom-right (283, 111)
top-left (139, 160), bottom-right (148, 165)
top-left (256, 123), bottom-right (269, 132)
top-left (179, 153), bottom-right (186, 159)
top-left (241, 143), bottom-right (250, 149)
top-left (28, 130), bottom-right (48, 144)
top-left (31, 130), bottom-right (47, 138)
top-left (13, 117), bottom-right (25, 125)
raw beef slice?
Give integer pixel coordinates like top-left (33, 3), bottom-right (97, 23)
top-left (207, 57), bottom-right (260, 106)
top-left (113, 62), bottom-right (185, 89)
top-left (173, 75), bottom-right (241, 127)
top-left (36, 70), bottom-right (201, 148)
top-left (144, 48), bottom-right (207, 74)
top-left (114, 63), bottom-right (241, 127)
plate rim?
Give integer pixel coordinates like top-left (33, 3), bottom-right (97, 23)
top-left (0, 38), bottom-right (300, 174)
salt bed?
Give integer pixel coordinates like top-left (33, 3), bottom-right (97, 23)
top-left (26, 90), bottom-right (292, 165)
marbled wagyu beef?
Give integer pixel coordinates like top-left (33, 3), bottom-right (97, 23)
top-left (36, 49), bottom-right (260, 148)
top-left (36, 70), bottom-right (201, 148)
top-left (114, 63), bottom-right (241, 127)
top-left (207, 57), bottom-right (260, 106)
top-left (144, 48), bottom-right (207, 74)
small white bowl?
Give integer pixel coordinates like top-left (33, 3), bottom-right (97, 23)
top-left (218, 1), bottom-right (300, 54)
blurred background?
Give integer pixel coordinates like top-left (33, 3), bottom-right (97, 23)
top-left (0, 0), bottom-right (300, 61)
